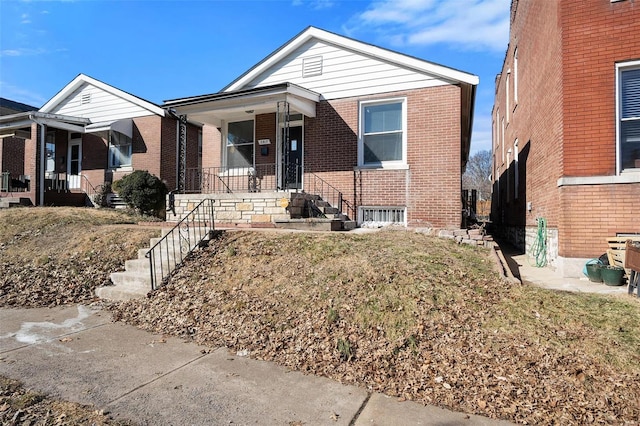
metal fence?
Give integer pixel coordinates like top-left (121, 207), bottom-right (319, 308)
top-left (184, 164), bottom-right (278, 194)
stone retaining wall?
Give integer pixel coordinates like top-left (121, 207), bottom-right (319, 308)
top-left (167, 193), bottom-right (291, 227)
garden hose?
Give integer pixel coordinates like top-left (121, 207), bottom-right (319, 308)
top-left (530, 217), bottom-right (547, 267)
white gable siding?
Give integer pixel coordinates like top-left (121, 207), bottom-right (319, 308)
top-left (50, 82), bottom-right (156, 122)
top-left (244, 40), bottom-right (451, 100)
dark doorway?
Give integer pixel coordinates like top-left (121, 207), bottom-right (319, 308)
top-left (283, 125), bottom-right (303, 189)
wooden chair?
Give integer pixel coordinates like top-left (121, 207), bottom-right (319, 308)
top-left (625, 240), bottom-right (640, 297)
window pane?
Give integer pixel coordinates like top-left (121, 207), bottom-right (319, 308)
top-left (227, 144), bottom-right (253, 168)
top-left (364, 133), bottom-right (402, 163)
top-left (228, 120), bottom-right (254, 145)
top-left (621, 120), bottom-right (640, 169)
top-left (622, 68), bottom-right (640, 119)
top-left (110, 131), bottom-right (132, 167)
top-left (45, 142), bottom-right (55, 173)
top-left (364, 103), bottom-right (402, 133)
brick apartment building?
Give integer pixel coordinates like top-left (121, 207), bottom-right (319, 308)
top-left (492, 0), bottom-right (640, 276)
top-left (165, 26), bottom-right (479, 229)
top-left (0, 74), bottom-right (200, 207)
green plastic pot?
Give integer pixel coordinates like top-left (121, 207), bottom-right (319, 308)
top-left (600, 265), bottom-right (624, 286)
top-left (585, 262), bottom-right (603, 283)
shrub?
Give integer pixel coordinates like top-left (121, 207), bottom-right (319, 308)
top-left (92, 182), bottom-right (112, 207)
top-left (112, 170), bottom-right (167, 217)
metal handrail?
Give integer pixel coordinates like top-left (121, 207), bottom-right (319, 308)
top-left (184, 164), bottom-right (278, 194)
top-left (303, 171), bottom-right (355, 219)
top-left (145, 198), bottom-right (215, 290)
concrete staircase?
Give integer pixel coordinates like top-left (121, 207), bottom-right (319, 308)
top-left (96, 216), bottom-right (212, 300)
top-left (274, 193), bottom-right (356, 232)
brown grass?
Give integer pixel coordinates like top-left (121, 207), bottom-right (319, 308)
top-left (110, 230), bottom-right (640, 425)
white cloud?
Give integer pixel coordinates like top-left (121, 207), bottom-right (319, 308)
top-left (291, 0), bottom-right (334, 10)
top-left (21, 13), bottom-right (31, 24)
top-left (351, 0), bottom-right (510, 52)
top-left (0, 47), bottom-right (46, 57)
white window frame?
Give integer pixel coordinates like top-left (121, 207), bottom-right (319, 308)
top-left (224, 118), bottom-right (255, 172)
top-left (109, 130), bottom-right (132, 169)
top-left (358, 97), bottom-right (407, 168)
top-left (506, 71), bottom-right (510, 123)
top-left (616, 60), bottom-right (640, 174)
top-left (514, 139), bottom-right (519, 199)
top-left (513, 48), bottom-right (519, 106)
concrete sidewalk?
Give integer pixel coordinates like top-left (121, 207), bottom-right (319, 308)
top-left (0, 305), bottom-right (513, 426)
top-left (497, 243), bottom-right (631, 296)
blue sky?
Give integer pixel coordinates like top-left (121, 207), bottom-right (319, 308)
top-left (0, 0), bottom-right (510, 154)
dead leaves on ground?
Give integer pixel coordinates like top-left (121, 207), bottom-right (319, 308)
top-left (108, 231), bottom-right (640, 425)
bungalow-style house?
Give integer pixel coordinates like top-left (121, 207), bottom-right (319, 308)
top-left (0, 74), bottom-right (201, 207)
top-left (1, 98), bottom-right (38, 200)
top-left (164, 26), bottom-right (479, 229)
top-left (492, 0), bottom-right (640, 276)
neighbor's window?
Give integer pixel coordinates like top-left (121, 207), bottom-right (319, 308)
top-left (618, 61), bottom-right (640, 173)
top-left (45, 132), bottom-right (55, 174)
top-left (226, 119), bottom-right (254, 169)
top-left (109, 130), bottom-right (132, 168)
top-left (359, 98), bottom-right (406, 166)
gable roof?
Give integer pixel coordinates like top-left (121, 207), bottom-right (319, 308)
top-left (223, 26), bottom-right (479, 93)
top-left (40, 74), bottom-right (165, 117)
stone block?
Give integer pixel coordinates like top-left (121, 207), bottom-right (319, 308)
top-left (251, 214), bottom-right (272, 223)
top-left (216, 211), bottom-right (242, 221)
top-left (236, 202), bottom-right (254, 211)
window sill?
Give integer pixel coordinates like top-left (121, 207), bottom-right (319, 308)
top-left (557, 172), bottom-right (640, 187)
top-left (109, 166), bottom-right (133, 173)
top-left (354, 164), bottom-right (409, 171)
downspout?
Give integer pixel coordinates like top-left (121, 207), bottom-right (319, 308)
top-left (29, 114), bottom-right (46, 206)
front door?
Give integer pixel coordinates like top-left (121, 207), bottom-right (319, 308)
top-left (68, 136), bottom-right (82, 189)
top-left (283, 126), bottom-right (303, 189)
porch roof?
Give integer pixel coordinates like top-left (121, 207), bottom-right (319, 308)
top-left (163, 82), bottom-right (320, 127)
top-left (0, 111), bottom-right (90, 138)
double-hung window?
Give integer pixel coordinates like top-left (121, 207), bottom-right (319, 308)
top-left (359, 98), bottom-right (406, 167)
top-left (226, 119), bottom-right (254, 169)
top-left (109, 130), bottom-right (132, 168)
top-left (618, 61), bottom-right (640, 173)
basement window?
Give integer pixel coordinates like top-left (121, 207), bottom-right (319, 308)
top-left (359, 207), bottom-right (406, 226)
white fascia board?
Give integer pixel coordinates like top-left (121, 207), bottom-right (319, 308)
top-left (35, 117), bottom-right (86, 133)
top-left (225, 27), bottom-right (479, 91)
top-left (40, 74), bottom-right (165, 117)
top-left (0, 118), bottom-right (34, 131)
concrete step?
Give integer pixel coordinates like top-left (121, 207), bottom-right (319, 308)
top-left (109, 271), bottom-right (152, 287)
top-left (342, 220), bottom-right (357, 231)
top-left (95, 281), bottom-right (150, 301)
top-left (124, 258), bottom-right (151, 274)
top-left (321, 206), bottom-right (339, 215)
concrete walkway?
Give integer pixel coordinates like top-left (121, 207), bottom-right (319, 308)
top-left (497, 243), bottom-right (632, 296)
top-left (0, 305), bottom-right (513, 426)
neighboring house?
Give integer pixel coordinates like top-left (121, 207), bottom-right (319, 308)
top-left (492, 0), bottom-right (640, 276)
top-left (165, 26), bottom-right (478, 229)
top-left (0, 98), bottom-right (38, 195)
top-left (0, 74), bottom-right (201, 206)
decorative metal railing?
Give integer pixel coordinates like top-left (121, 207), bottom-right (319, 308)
top-left (145, 198), bottom-right (215, 290)
top-left (184, 164), bottom-right (278, 194)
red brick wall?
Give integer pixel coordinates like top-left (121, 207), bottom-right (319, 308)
top-left (559, 183), bottom-right (640, 257)
top-left (493, 0), bottom-right (564, 231)
top-left (561, 0), bottom-right (640, 177)
top-left (202, 125), bottom-right (221, 169)
top-left (1, 137), bottom-right (25, 177)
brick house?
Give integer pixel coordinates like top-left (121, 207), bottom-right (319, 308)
top-left (492, 0), bottom-right (640, 276)
top-left (0, 74), bottom-right (200, 207)
top-left (165, 26), bottom-right (478, 229)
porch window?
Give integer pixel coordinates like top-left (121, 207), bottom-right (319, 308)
top-left (359, 99), bottom-right (406, 167)
top-left (109, 130), bottom-right (132, 168)
top-left (226, 119), bottom-right (254, 169)
top-left (45, 132), bottom-right (55, 175)
top-left (618, 61), bottom-right (640, 173)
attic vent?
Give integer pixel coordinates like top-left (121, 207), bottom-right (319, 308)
top-left (302, 56), bottom-right (323, 77)
top-left (81, 93), bottom-right (91, 104)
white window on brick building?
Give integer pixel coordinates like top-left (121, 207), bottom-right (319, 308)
top-left (514, 139), bottom-right (519, 199)
top-left (109, 130), bottom-right (132, 168)
top-left (506, 71), bottom-right (510, 123)
top-left (616, 61), bottom-right (640, 173)
top-left (358, 98), bottom-right (406, 167)
top-left (225, 119), bottom-right (254, 169)
top-left (513, 48), bottom-right (518, 106)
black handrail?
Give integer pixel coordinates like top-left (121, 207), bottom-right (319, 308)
top-left (145, 198), bottom-right (215, 290)
top-left (303, 171), bottom-right (355, 219)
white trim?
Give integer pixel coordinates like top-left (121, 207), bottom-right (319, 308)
top-left (41, 74), bottom-right (165, 117)
top-left (557, 173), bottom-right (640, 186)
top-left (224, 27), bottom-right (478, 92)
top-left (616, 60), bottom-right (640, 174)
top-left (358, 97), bottom-right (407, 168)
